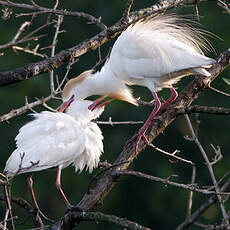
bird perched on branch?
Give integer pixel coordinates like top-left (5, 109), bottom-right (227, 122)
top-left (4, 99), bottom-right (104, 210)
top-left (60, 14), bottom-right (215, 151)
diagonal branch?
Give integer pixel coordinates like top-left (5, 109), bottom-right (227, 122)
top-left (64, 211), bottom-right (151, 230)
top-left (176, 174), bottom-right (230, 230)
top-left (48, 49), bottom-right (230, 229)
top-left (0, 0), bottom-right (199, 87)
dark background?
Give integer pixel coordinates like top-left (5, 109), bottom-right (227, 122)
top-left (0, 0), bottom-right (230, 229)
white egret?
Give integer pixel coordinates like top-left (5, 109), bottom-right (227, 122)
top-left (4, 99), bottom-right (104, 209)
top-left (59, 14), bottom-right (215, 151)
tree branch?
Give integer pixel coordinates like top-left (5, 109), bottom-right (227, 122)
top-left (176, 174), bottom-right (230, 230)
top-left (0, 0), bottom-right (106, 30)
top-left (48, 48), bottom-right (230, 229)
top-left (0, 0), bottom-right (199, 87)
top-left (62, 211), bottom-right (151, 230)
top-left (176, 105), bottom-right (230, 116)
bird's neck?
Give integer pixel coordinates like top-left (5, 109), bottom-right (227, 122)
top-left (80, 63), bottom-right (121, 96)
top-left (76, 63), bottom-right (137, 106)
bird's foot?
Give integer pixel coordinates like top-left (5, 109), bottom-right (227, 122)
top-left (124, 126), bottom-right (149, 154)
top-left (34, 208), bottom-right (54, 223)
top-left (67, 205), bottom-right (83, 213)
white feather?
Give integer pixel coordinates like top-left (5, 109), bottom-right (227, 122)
top-left (4, 100), bottom-right (104, 177)
top-left (61, 15), bottom-right (215, 105)
top-left (108, 14), bottom-right (215, 92)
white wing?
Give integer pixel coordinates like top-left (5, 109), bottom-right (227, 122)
top-left (73, 122), bottom-right (104, 173)
top-left (4, 111), bottom-right (86, 176)
top-left (109, 16), bottom-right (215, 90)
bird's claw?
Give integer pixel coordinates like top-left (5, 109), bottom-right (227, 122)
top-left (67, 205), bottom-right (83, 213)
top-left (34, 208), bottom-right (54, 223)
top-left (124, 127), bottom-right (149, 154)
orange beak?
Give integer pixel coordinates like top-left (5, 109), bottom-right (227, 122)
top-left (59, 95), bottom-right (74, 112)
top-left (88, 95), bottom-right (114, 111)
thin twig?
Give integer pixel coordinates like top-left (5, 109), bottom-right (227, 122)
top-left (122, 0), bottom-right (134, 23)
top-left (0, 0), bottom-right (107, 30)
top-left (0, 95), bottom-right (54, 123)
top-left (0, 21), bottom-right (53, 50)
top-left (72, 211), bottom-right (151, 230)
top-left (12, 45), bottom-right (45, 58)
top-left (117, 170), bottom-right (230, 195)
top-left (148, 143), bottom-right (194, 165)
top-left (3, 184), bottom-right (15, 230)
top-left (187, 166), bottom-right (196, 218)
top-left (96, 118), bottom-right (143, 125)
top-left (185, 114), bottom-right (230, 227)
top-left (176, 105), bottom-right (230, 116)
top-left (176, 175), bottom-right (230, 230)
top-left (208, 85), bottom-right (230, 98)
top-left (50, 13), bottom-right (64, 93)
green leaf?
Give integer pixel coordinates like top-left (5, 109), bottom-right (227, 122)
top-left (222, 78), bottom-right (230, 85)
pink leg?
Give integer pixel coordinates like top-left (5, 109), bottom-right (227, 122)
top-left (159, 87), bottom-right (178, 112)
top-left (125, 87), bottom-right (178, 153)
top-left (56, 168), bottom-right (72, 208)
top-left (28, 174), bottom-right (40, 211)
top-left (28, 175), bottom-right (53, 222)
top-left (124, 91), bottom-right (161, 152)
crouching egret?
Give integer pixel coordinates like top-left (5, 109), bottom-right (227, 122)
top-left (4, 99), bottom-right (104, 209)
top-left (60, 14), bottom-right (215, 151)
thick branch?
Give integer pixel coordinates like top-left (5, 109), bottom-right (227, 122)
top-left (49, 48), bottom-right (230, 229)
top-left (66, 211), bottom-right (150, 230)
top-left (0, 0), bottom-right (198, 87)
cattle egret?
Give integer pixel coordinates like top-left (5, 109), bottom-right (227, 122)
top-left (4, 99), bottom-right (104, 209)
top-left (60, 14), bottom-right (215, 151)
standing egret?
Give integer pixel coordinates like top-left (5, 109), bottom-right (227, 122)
top-left (4, 99), bottom-right (104, 209)
top-left (60, 14), bottom-right (215, 150)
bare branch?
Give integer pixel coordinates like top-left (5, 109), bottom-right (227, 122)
top-left (176, 105), bottom-right (230, 116)
top-left (50, 13), bottom-right (64, 93)
top-left (0, 21), bottom-right (53, 50)
top-left (0, 0), bottom-right (106, 30)
top-left (96, 117), bottom-right (143, 125)
top-left (48, 48), bottom-right (230, 229)
top-left (122, 0), bottom-right (134, 23)
top-left (184, 114), bottom-right (229, 226)
top-left (187, 166), bottom-right (196, 218)
top-left (176, 175), bottom-right (230, 230)
top-left (70, 211), bottom-right (151, 230)
top-left (148, 143), bottom-right (193, 165)
top-left (0, 95), bottom-right (54, 123)
top-left (116, 170), bottom-right (230, 195)
top-left (0, 0), bottom-right (202, 87)
top-left (208, 84), bottom-right (230, 98)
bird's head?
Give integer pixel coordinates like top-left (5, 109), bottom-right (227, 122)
top-left (59, 70), bottom-right (94, 112)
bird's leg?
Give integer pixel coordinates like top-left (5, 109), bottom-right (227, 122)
top-left (27, 175), bottom-right (54, 223)
top-left (28, 174), bottom-right (40, 211)
top-left (124, 92), bottom-right (161, 152)
top-left (55, 167), bottom-right (72, 208)
top-left (159, 87), bottom-right (178, 112)
top-left (124, 87), bottom-right (178, 153)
